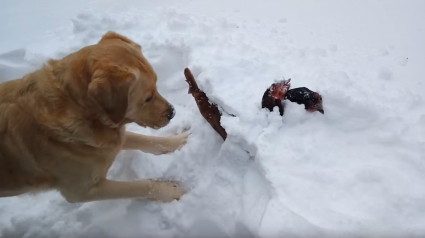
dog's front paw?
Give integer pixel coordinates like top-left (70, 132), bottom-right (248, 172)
top-left (154, 130), bottom-right (190, 155)
top-left (169, 130), bottom-right (190, 151)
top-left (148, 130), bottom-right (190, 155)
top-left (148, 180), bottom-right (185, 203)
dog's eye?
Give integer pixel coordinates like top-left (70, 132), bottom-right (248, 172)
top-left (145, 95), bottom-right (153, 103)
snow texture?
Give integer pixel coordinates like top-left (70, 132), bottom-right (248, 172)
top-left (0, 0), bottom-right (424, 237)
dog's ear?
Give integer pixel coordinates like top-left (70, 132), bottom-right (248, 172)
top-left (88, 66), bottom-right (135, 124)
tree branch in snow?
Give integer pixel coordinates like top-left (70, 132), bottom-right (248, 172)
top-left (184, 68), bottom-right (227, 140)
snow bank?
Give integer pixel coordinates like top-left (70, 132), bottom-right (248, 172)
top-left (0, 1), bottom-right (424, 238)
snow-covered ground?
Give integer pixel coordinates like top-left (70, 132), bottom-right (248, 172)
top-left (1, 0), bottom-right (424, 237)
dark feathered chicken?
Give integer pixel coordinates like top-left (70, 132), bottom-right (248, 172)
top-left (184, 68), bottom-right (227, 140)
top-left (286, 87), bottom-right (324, 114)
top-left (261, 79), bottom-right (324, 115)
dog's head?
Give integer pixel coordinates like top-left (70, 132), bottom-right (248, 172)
top-left (87, 31), bottom-right (175, 129)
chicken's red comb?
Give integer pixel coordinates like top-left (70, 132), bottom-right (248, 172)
top-left (284, 78), bottom-right (291, 87)
top-left (273, 78), bottom-right (291, 88)
top-left (281, 78), bottom-right (291, 91)
top-left (286, 78), bottom-right (292, 84)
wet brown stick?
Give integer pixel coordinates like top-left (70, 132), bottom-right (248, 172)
top-left (184, 68), bottom-right (227, 140)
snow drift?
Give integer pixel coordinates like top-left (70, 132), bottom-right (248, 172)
top-left (0, 1), bottom-right (424, 237)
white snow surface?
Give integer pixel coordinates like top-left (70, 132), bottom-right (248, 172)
top-left (1, 0), bottom-right (425, 237)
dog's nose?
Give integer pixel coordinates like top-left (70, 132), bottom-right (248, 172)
top-left (167, 105), bottom-right (176, 120)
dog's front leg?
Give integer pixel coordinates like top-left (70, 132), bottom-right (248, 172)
top-left (61, 179), bottom-right (185, 203)
top-left (122, 131), bottom-right (189, 155)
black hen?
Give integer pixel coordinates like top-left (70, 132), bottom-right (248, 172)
top-left (286, 87), bottom-right (324, 114)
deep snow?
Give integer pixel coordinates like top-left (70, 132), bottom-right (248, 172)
top-left (0, 0), bottom-right (424, 237)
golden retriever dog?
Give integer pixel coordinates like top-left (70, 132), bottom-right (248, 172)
top-left (0, 31), bottom-right (189, 203)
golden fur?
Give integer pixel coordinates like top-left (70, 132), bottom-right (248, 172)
top-left (0, 31), bottom-right (188, 203)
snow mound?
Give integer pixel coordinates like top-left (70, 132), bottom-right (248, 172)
top-left (0, 4), bottom-right (424, 238)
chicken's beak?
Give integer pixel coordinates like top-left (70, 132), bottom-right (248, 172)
top-left (314, 102), bottom-right (325, 114)
top-left (314, 104), bottom-right (324, 114)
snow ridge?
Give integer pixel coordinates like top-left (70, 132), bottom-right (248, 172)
top-left (0, 5), bottom-right (424, 238)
